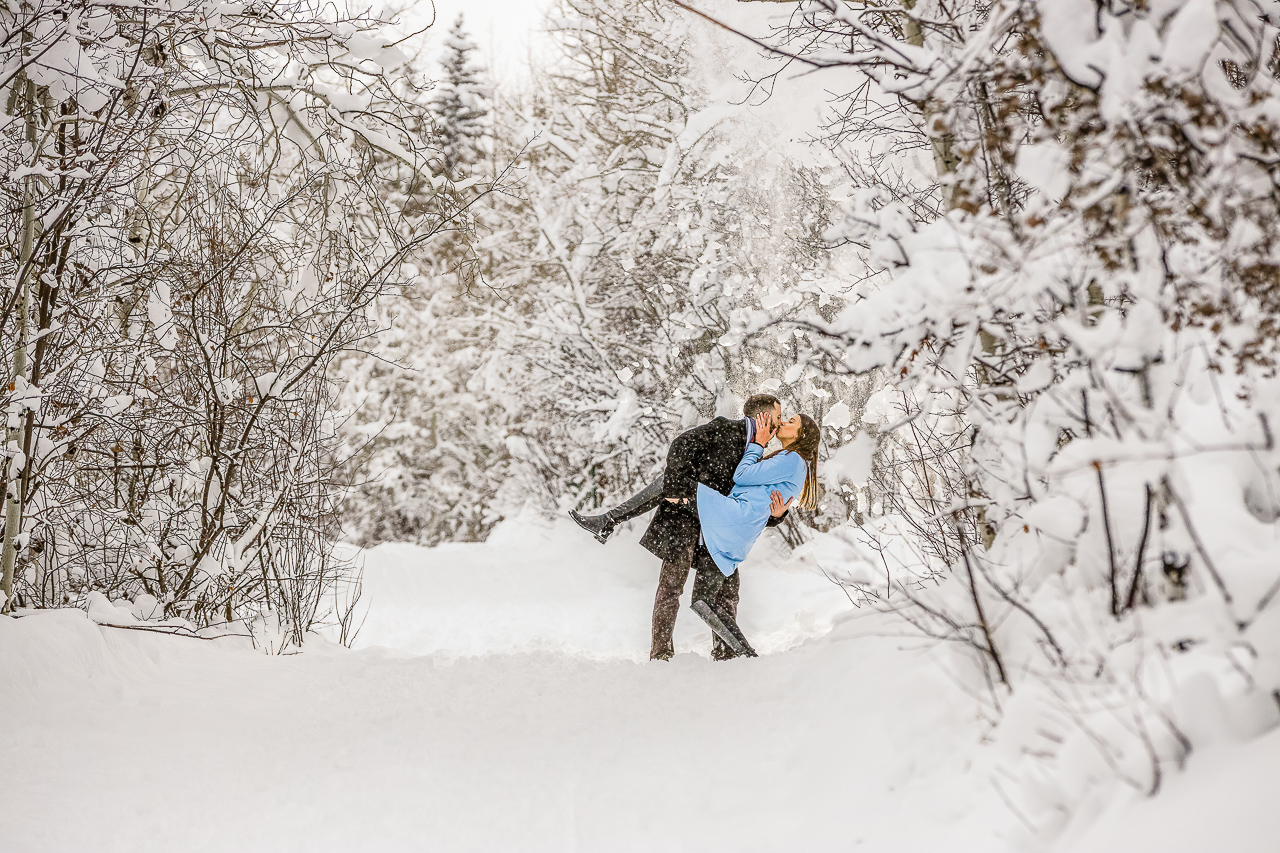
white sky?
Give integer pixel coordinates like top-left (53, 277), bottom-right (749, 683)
top-left (389, 0), bottom-right (555, 84)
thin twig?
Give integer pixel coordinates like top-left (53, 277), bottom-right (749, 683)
top-left (97, 622), bottom-right (252, 641)
top-left (1124, 484), bottom-right (1154, 611)
top-left (953, 513), bottom-right (1009, 689)
top-left (1094, 461), bottom-right (1120, 618)
top-left (1166, 480), bottom-right (1237, 615)
top-left (663, 0), bottom-right (835, 68)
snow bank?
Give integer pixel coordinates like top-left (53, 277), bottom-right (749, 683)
top-left (346, 511), bottom-right (857, 659)
top-left (1058, 726), bottom-right (1280, 852)
top-left (7, 513), bottom-right (1273, 851)
top-left (1, 543), bottom-right (1012, 852)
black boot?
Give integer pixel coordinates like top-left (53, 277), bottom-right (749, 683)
top-left (569, 477), bottom-right (664, 544)
top-left (569, 509), bottom-right (616, 544)
top-left (690, 565), bottom-right (756, 658)
top-left (690, 599), bottom-right (758, 658)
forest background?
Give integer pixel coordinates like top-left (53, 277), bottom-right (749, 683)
top-left (5, 0), bottom-right (1280, 843)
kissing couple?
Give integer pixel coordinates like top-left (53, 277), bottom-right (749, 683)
top-left (571, 394), bottom-right (820, 660)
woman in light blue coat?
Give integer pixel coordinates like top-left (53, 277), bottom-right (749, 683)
top-left (690, 412), bottom-right (821, 658)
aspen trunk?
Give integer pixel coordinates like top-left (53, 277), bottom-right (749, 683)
top-left (902, 0), bottom-right (960, 209)
top-left (1, 63), bottom-right (38, 612)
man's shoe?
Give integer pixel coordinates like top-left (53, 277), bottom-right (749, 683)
top-left (569, 509), bottom-right (615, 544)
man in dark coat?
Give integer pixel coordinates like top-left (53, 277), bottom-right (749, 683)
top-left (570, 394), bottom-right (789, 660)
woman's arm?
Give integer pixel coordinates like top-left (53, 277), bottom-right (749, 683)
top-left (733, 447), bottom-right (804, 488)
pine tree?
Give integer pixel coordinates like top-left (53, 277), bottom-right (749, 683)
top-left (472, 0), bottom-right (839, 516)
top-left (334, 0), bottom-right (842, 546)
top-left (430, 15), bottom-right (490, 180)
top-left (332, 23), bottom-right (506, 546)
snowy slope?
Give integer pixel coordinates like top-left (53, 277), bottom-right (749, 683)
top-left (1, 516), bottom-right (1015, 852)
top-left (6, 514), bottom-right (1271, 851)
top-left (1057, 726), bottom-right (1280, 852)
top-left (348, 510), bottom-right (852, 659)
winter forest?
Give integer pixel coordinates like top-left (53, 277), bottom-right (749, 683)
top-left (4, 0), bottom-right (1280, 849)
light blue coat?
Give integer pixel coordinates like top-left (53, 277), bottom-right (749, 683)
top-left (697, 445), bottom-right (807, 576)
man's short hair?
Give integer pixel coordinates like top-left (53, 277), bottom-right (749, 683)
top-left (743, 394), bottom-right (781, 418)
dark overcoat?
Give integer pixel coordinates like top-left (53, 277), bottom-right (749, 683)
top-left (638, 416), bottom-right (787, 562)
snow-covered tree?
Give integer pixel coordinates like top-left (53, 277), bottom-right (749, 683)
top-left (334, 0), bottom-right (847, 545)
top-left (713, 0), bottom-right (1280, 838)
top-left (478, 0), bottom-right (842, 520)
top-left (0, 0), bottom-right (469, 644)
top-left (333, 19), bottom-right (512, 548)
top-left (333, 267), bottom-right (522, 546)
top-left (431, 15), bottom-right (491, 180)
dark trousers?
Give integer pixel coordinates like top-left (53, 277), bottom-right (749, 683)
top-left (650, 540), bottom-right (740, 660)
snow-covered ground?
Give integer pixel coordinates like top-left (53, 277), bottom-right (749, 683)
top-left (1058, 725), bottom-right (1280, 853)
top-left (2, 515), bottom-right (1275, 851)
top-left (349, 508), bottom-right (850, 659)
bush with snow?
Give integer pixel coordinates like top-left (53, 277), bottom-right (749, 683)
top-left (0, 0), bottom-right (475, 644)
top-left (729, 0), bottom-right (1280, 840)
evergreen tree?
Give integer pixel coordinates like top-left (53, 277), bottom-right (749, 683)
top-left (430, 15), bottom-right (491, 180)
top-left (335, 0), bottom-right (842, 546)
top-left (469, 0), bottom-right (840, 518)
top-left (334, 23), bottom-right (512, 547)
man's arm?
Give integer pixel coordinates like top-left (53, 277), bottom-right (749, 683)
top-left (660, 420), bottom-right (718, 501)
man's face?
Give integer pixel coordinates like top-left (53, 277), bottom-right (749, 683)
top-left (769, 403), bottom-right (783, 430)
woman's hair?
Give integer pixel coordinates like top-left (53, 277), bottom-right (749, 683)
top-left (767, 413), bottom-right (821, 511)
top-left (791, 413), bottom-right (821, 511)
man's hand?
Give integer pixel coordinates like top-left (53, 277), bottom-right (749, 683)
top-left (769, 490), bottom-right (792, 518)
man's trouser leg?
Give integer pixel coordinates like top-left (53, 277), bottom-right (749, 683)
top-left (650, 541), bottom-right (694, 660)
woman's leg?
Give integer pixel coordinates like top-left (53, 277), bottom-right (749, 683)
top-left (570, 475), bottom-right (665, 543)
top-left (690, 546), bottom-right (757, 658)
top-left (710, 570), bottom-right (741, 661)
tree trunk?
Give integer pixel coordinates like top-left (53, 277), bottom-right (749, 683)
top-left (902, 0), bottom-right (960, 209)
top-left (1, 62), bottom-right (38, 612)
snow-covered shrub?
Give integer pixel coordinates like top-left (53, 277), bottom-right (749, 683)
top-left (0, 0), bottom-right (471, 643)
top-left (735, 0), bottom-right (1280, 839)
top-left (335, 0), bottom-right (852, 545)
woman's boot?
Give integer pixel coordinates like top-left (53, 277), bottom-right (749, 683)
top-left (569, 476), bottom-right (664, 544)
top-left (690, 570), bottom-right (758, 658)
top-left (691, 600), bottom-right (757, 658)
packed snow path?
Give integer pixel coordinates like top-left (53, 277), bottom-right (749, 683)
top-left (2, 518), bottom-right (1017, 852)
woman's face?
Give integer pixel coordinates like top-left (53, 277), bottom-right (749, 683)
top-left (776, 415), bottom-right (803, 443)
